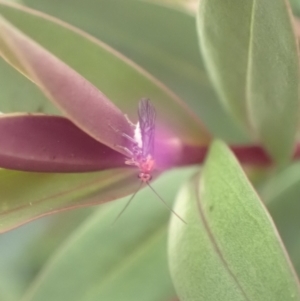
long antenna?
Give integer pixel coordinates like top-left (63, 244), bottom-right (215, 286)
top-left (112, 182), bottom-right (143, 225)
top-left (146, 182), bottom-right (187, 224)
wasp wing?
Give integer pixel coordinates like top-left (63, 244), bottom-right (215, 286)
top-left (138, 98), bottom-right (156, 157)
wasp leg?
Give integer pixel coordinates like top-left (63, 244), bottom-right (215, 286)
top-left (108, 124), bottom-right (137, 145)
top-left (108, 123), bottom-right (120, 133)
top-left (124, 114), bottom-right (136, 128)
top-left (115, 145), bottom-right (134, 157)
top-left (121, 133), bottom-right (138, 145)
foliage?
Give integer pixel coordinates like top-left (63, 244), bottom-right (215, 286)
top-left (0, 0), bottom-right (299, 300)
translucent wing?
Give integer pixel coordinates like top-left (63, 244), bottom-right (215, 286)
top-left (138, 98), bottom-right (156, 157)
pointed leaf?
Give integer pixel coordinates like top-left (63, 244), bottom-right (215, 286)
top-left (169, 140), bottom-right (300, 301)
top-left (0, 168), bottom-right (137, 233)
top-left (0, 114), bottom-right (125, 172)
top-left (246, 1), bottom-right (300, 164)
top-left (0, 113), bottom-right (208, 171)
top-left (0, 1), bottom-right (210, 145)
top-left (22, 0), bottom-right (247, 142)
top-left (197, 0), bottom-right (300, 163)
top-left (0, 15), bottom-right (133, 154)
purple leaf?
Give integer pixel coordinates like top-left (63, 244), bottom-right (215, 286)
top-left (0, 16), bottom-right (133, 154)
top-left (0, 114), bottom-right (125, 172)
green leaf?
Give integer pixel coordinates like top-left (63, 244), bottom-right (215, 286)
top-left (197, 0), bottom-right (300, 163)
top-left (169, 140), bottom-right (300, 301)
top-left (0, 0), bottom-right (210, 145)
top-left (261, 162), bottom-right (300, 276)
top-left (20, 168), bottom-right (194, 301)
top-left (0, 168), bottom-right (137, 233)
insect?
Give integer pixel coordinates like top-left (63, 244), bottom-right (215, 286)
top-left (114, 98), bottom-right (186, 223)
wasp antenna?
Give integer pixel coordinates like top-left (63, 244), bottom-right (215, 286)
top-left (146, 182), bottom-right (187, 224)
top-left (112, 182), bottom-right (143, 225)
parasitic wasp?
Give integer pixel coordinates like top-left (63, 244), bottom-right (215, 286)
top-left (114, 98), bottom-right (186, 224)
